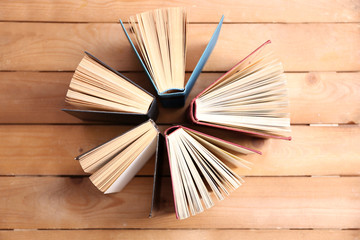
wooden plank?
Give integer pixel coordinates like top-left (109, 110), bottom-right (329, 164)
top-left (1, 23), bottom-right (359, 71)
top-left (0, 176), bottom-right (359, 229)
top-left (287, 72), bottom-right (360, 124)
top-left (1, 72), bottom-right (359, 124)
top-left (0, 72), bottom-right (81, 124)
top-left (0, 125), bottom-right (134, 176)
top-left (0, 0), bottom-right (359, 23)
top-left (0, 125), bottom-right (359, 176)
top-left (1, 230), bottom-right (359, 240)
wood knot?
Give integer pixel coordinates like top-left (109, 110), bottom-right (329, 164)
top-left (306, 73), bottom-right (318, 85)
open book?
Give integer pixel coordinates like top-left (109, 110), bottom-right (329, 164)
top-left (165, 126), bottom-right (260, 220)
top-left (63, 52), bottom-right (158, 123)
top-left (189, 40), bottom-right (291, 140)
top-left (120, 8), bottom-right (224, 107)
top-left (76, 120), bottom-right (160, 194)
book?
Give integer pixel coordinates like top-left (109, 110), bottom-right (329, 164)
top-left (164, 125), bottom-right (260, 220)
top-left (120, 8), bottom-right (224, 108)
top-left (62, 52), bottom-right (158, 124)
top-left (189, 40), bottom-right (291, 140)
top-left (76, 120), bottom-right (160, 194)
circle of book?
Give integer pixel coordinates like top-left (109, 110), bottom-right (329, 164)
top-left (63, 7), bottom-right (291, 220)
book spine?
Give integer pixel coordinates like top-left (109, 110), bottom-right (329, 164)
top-left (159, 95), bottom-right (186, 108)
top-left (149, 133), bottom-right (163, 218)
top-left (164, 128), bottom-right (180, 219)
top-left (188, 98), bottom-right (198, 123)
top-left (147, 99), bottom-right (159, 121)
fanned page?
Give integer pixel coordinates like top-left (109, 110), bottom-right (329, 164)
top-left (165, 126), bottom-right (259, 220)
top-left (76, 120), bottom-right (159, 194)
top-left (193, 41), bottom-right (291, 139)
top-left (129, 7), bottom-right (186, 94)
top-left (65, 54), bottom-right (153, 114)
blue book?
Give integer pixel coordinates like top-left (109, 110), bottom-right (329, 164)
top-left (120, 14), bottom-right (224, 108)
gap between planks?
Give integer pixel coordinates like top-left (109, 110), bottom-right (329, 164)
top-left (2, 21), bottom-right (360, 24)
top-left (4, 228), bottom-right (360, 230)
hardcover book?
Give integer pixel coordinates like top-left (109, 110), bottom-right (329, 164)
top-left (120, 7), bottom-right (224, 108)
top-left (76, 120), bottom-right (160, 194)
top-left (164, 125), bottom-right (260, 219)
top-left (189, 40), bottom-right (291, 140)
top-left (63, 52), bottom-right (158, 123)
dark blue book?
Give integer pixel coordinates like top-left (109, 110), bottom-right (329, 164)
top-left (62, 52), bottom-right (158, 124)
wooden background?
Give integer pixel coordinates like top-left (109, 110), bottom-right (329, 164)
top-left (1, 0), bottom-right (360, 239)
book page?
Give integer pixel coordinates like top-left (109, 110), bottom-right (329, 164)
top-left (78, 121), bottom-right (155, 173)
top-left (129, 7), bottom-right (186, 93)
top-left (66, 54), bottom-right (153, 114)
top-left (195, 42), bottom-right (291, 138)
top-left (166, 128), bottom-right (244, 219)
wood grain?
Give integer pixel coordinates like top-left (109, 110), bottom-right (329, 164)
top-left (1, 23), bottom-right (359, 71)
top-left (288, 72), bottom-right (360, 124)
top-left (0, 176), bottom-right (359, 229)
top-left (1, 125), bottom-right (359, 176)
top-left (0, 0), bottom-right (359, 236)
top-left (1, 230), bottom-right (359, 240)
top-left (0, 0), bottom-right (359, 23)
top-left (1, 72), bottom-right (359, 124)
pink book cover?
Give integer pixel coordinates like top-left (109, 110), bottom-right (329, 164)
top-left (164, 125), bottom-right (261, 219)
top-left (189, 40), bottom-right (291, 141)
